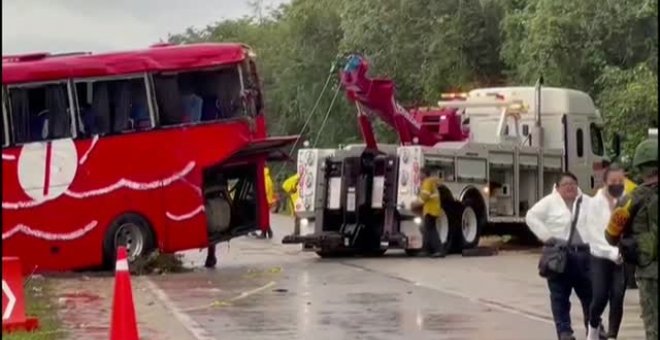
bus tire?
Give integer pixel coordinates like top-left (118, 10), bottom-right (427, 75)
top-left (103, 213), bottom-right (156, 269)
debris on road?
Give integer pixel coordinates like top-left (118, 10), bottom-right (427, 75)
top-left (130, 251), bottom-right (190, 275)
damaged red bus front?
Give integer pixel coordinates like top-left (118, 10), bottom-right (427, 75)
top-left (1, 43), bottom-right (296, 273)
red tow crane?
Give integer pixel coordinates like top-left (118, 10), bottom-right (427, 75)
top-left (339, 54), bottom-right (469, 150)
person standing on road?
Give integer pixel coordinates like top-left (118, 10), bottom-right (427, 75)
top-left (598, 157), bottom-right (637, 196)
top-left (261, 167), bottom-right (278, 239)
top-left (605, 137), bottom-right (658, 340)
top-left (585, 164), bottom-right (628, 340)
top-left (525, 172), bottom-right (593, 340)
top-left (282, 172), bottom-right (301, 235)
top-left (250, 167), bottom-right (277, 239)
top-left (413, 167), bottom-right (445, 258)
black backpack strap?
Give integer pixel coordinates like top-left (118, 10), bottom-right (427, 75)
top-left (567, 196), bottom-right (583, 245)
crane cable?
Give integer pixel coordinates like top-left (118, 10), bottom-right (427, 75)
top-left (286, 63), bottom-right (338, 156)
top-left (312, 84), bottom-right (341, 148)
top-left (273, 62), bottom-right (340, 181)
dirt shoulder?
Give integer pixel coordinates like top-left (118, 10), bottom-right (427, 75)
top-left (4, 275), bottom-right (65, 340)
top-left (9, 273), bottom-right (197, 340)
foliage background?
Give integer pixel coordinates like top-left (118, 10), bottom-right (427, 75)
top-left (169, 0), bottom-right (658, 173)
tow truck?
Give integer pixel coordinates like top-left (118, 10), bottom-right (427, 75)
top-left (283, 54), bottom-right (615, 257)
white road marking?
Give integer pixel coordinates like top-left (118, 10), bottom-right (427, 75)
top-left (141, 277), bottom-right (214, 340)
top-left (228, 281), bottom-right (276, 302)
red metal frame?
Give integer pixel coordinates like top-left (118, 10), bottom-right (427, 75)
top-left (2, 43), bottom-right (296, 273)
top-left (339, 54), bottom-right (468, 148)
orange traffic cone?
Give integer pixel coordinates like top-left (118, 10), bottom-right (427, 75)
top-left (109, 246), bottom-right (139, 340)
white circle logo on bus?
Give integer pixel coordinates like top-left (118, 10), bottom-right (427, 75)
top-left (17, 139), bottom-right (78, 202)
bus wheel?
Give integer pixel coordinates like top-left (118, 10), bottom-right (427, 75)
top-left (103, 213), bottom-right (155, 269)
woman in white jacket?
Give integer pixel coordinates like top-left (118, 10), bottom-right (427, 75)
top-left (585, 164), bottom-right (628, 340)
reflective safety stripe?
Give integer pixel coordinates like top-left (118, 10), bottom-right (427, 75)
top-left (115, 258), bottom-right (129, 272)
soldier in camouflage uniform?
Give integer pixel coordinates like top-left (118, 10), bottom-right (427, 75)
top-left (605, 137), bottom-right (658, 340)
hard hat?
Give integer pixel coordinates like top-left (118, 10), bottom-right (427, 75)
top-left (632, 138), bottom-right (658, 168)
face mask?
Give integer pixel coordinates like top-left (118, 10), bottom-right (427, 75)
top-left (607, 184), bottom-right (624, 197)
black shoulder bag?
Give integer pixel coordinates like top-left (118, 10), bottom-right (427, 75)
top-left (538, 197), bottom-right (583, 278)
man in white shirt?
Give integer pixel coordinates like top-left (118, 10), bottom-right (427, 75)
top-left (526, 172), bottom-right (593, 340)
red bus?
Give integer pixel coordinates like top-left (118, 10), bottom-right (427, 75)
top-left (1, 43), bottom-right (296, 273)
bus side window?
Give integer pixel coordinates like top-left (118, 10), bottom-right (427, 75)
top-left (8, 82), bottom-right (73, 144)
top-left (74, 77), bottom-right (152, 136)
top-left (153, 74), bottom-right (186, 126)
top-left (152, 65), bottom-right (244, 128)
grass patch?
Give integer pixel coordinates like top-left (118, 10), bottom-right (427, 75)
top-left (4, 276), bottom-right (66, 340)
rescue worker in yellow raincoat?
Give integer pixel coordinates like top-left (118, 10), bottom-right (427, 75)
top-left (261, 167), bottom-right (278, 238)
top-left (282, 173), bottom-right (301, 235)
top-left (246, 167), bottom-right (277, 239)
top-left (411, 167), bottom-right (445, 258)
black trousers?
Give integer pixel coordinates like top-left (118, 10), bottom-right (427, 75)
top-left (422, 214), bottom-right (442, 254)
top-left (588, 255), bottom-right (626, 338)
top-left (546, 249), bottom-right (592, 338)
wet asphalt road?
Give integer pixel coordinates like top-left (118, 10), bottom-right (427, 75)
top-left (146, 214), bottom-right (645, 340)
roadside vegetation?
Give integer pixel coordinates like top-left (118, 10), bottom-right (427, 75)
top-left (131, 251), bottom-right (190, 275)
top-left (169, 0), bottom-right (657, 181)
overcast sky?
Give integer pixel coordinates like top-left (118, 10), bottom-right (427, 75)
top-left (2, 0), bottom-right (289, 55)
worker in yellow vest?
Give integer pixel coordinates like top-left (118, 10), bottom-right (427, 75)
top-left (412, 167), bottom-right (445, 258)
top-left (282, 173), bottom-right (301, 235)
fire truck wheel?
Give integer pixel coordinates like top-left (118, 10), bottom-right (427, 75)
top-left (457, 200), bottom-right (484, 250)
top-left (361, 249), bottom-right (387, 257)
top-left (437, 212), bottom-right (453, 254)
top-left (103, 213), bottom-right (156, 268)
top-left (405, 249), bottom-right (421, 256)
top-left (315, 249), bottom-right (353, 258)
top-left (462, 246), bottom-right (498, 257)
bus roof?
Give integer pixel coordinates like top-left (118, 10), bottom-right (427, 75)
top-left (2, 43), bottom-right (249, 85)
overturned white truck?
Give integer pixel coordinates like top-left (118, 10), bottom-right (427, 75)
top-left (283, 55), bottom-right (613, 257)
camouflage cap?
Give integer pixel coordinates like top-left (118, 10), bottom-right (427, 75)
top-left (632, 138), bottom-right (658, 168)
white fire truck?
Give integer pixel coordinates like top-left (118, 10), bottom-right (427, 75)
top-left (282, 55), bottom-right (618, 257)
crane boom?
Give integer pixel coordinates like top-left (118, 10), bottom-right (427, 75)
top-left (339, 54), bottom-right (467, 149)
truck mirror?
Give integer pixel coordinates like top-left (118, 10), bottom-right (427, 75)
top-left (611, 133), bottom-right (622, 160)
